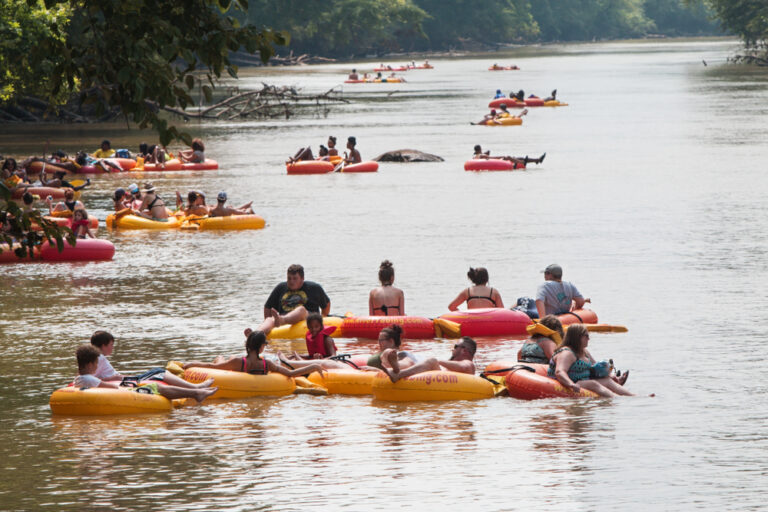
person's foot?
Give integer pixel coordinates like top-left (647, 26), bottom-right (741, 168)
top-left (551, 89), bottom-right (556, 97)
top-left (379, 365), bottom-right (399, 383)
top-left (194, 386), bottom-right (218, 403)
top-left (291, 351), bottom-right (302, 360)
top-left (524, 155), bottom-right (529, 165)
top-left (195, 378), bottom-right (215, 389)
top-left (539, 152), bottom-right (546, 164)
top-left (277, 351), bottom-right (291, 365)
top-left (618, 370), bottom-right (629, 385)
top-left (270, 308), bottom-right (284, 327)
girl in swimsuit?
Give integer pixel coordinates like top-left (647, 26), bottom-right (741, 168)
top-left (518, 315), bottom-right (563, 364)
top-left (327, 136), bottom-right (339, 157)
top-left (71, 209), bottom-right (95, 239)
top-left (183, 330), bottom-right (326, 378)
top-left (448, 267), bottom-right (504, 311)
top-left (369, 260), bottom-right (405, 316)
top-left (276, 325), bottom-right (417, 373)
top-left (548, 324), bottom-right (634, 397)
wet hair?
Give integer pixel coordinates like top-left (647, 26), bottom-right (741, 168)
top-left (380, 324), bottom-right (403, 348)
top-left (2, 158), bottom-right (17, 171)
top-left (77, 344), bottom-right (101, 372)
top-left (467, 267), bottom-right (489, 286)
top-left (348, 136), bottom-right (356, 146)
top-left (318, 145), bottom-right (328, 156)
top-left (74, 209), bottom-right (87, 220)
top-left (64, 189), bottom-right (75, 200)
top-left (378, 260), bottom-right (394, 285)
top-left (306, 312), bottom-right (323, 328)
top-left (473, 145), bottom-right (481, 153)
top-left (90, 330), bottom-right (115, 348)
top-left (101, 139), bottom-right (111, 148)
top-left (328, 136), bottom-right (337, 145)
top-left (112, 188), bottom-right (126, 201)
top-left (459, 336), bottom-right (477, 357)
top-left (536, 315), bottom-right (564, 340)
top-left (22, 192), bottom-right (33, 205)
top-left (287, 264), bottom-right (304, 278)
top-left (75, 152), bottom-right (87, 166)
top-left (191, 138), bottom-right (205, 152)
top-left (560, 324), bottom-right (588, 358)
top-left (187, 191), bottom-right (198, 204)
top-left (245, 330), bottom-right (268, 356)
top-left (139, 143), bottom-right (148, 155)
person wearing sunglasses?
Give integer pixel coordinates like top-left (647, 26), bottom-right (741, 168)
top-left (548, 324), bottom-right (633, 397)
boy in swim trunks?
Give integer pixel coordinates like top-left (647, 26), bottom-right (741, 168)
top-left (75, 345), bottom-right (218, 402)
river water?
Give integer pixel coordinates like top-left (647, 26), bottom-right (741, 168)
top-left (1, 39), bottom-right (767, 511)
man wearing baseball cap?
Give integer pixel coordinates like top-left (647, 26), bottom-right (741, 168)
top-left (208, 191), bottom-right (254, 217)
top-left (535, 264), bottom-right (585, 319)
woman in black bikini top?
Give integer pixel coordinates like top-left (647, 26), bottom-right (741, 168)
top-left (369, 260), bottom-right (405, 316)
top-left (448, 266), bottom-right (505, 311)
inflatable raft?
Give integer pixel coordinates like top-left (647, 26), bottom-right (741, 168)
top-left (106, 213), bottom-right (181, 230)
top-left (40, 216), bottom-right (99, 230)
top-left (339, 161), bottom-right (378, 173)
top-left (477, 116), bottom-right (522, 126)
top-left (180, 214), bottom-right (265, 231)
top-left (182, 367), bottom-right (296, 399)
top-left (49, 386), bottom-right (172, 415)
top-left (464, 159), bottom-right (525, 171)
top-left (342, 315), bottom-right (436, 339)
top-left (504, 366), bottom-right (598, 400)
top-left (488, 66), bottom-right (519, 71)
top-left (438, 308), bottom-right (532, 337)
top-left (287, 161), bottom-right (335, 175)
top-left (266, 316), bottom-right (345, 340)
top-left (374, 66), bottom-right (408, 72)
top-left (488, 98), bottom-right (567, 109)
top-left (11, 187), bottom-right (79, 200)
top-left (0, 239), bottom-right (115, 263)
top-left (372, 371), bottom-right (499, 401)
top-left (25, 161), bottom-right (73, 175)
top-left (307, 369), bottom-right (375, 395)
top-left (484, 360), bottom-right (548, 378)
top-left (139, 159), bottom-right (219, 172)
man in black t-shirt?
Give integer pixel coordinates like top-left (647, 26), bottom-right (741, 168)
top-left (255, 264), bottom-right (331, 335)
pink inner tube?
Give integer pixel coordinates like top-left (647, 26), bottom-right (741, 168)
top-left (286, 161), bottom-right (335, 175)
top-left (438, 308), bottom-right (532, 337)
top-left (341, 316), bottom-right (436, 339)
top-left (39, 239), bottom-right (115, 262)
top-left (488, 98), bottom-right (526, 109)
top-left (341, 161), bottom-right (378, 173)
top-left (464, 159), bottom-right (520, 171)
top-left (104, 158), bottom-right (137, 170)
top-left (525, 97), bottom-right (545, 107)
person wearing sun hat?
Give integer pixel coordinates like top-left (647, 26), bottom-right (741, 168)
top-left (134, 182), bottom-right (169, 221)
top-left (209, 191), bottom-right (254, 217)
top-left (535, 264), bottom-right (586, 319)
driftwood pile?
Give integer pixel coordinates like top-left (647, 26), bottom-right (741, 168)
top-left (150, 84), bottom-right (348, 121)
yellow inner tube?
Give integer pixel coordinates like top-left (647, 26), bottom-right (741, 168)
top-left (49, 386), bottom-right (172, 415)
top-left (183, 367), bottom-right (296, 399)
top-left (372, 371), bottom-right (501, 401)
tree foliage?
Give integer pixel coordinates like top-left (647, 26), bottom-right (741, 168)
top-left (247, 0), bottom-right (427, 56)
top-left (0, 184), bottom-right (75, 259)
top-left (22, 0), bottom-right (287, 144)
top-left (0, 0), bottom-right (70, 103)
top-left (696, 0), bottom-right (768, 47)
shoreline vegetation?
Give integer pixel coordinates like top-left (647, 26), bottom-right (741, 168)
top-left (1, 0), bottom-right (764, 132)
